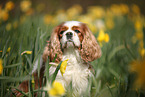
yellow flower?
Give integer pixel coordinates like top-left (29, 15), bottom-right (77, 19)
top-left (43, 15), bottom-right (53, 24)
top-left (7, 47), bottom-right (11, 53)
top-left (88, 24), bottom-right (97, 33)
top-left (139, 40), bottom-right (144, 48)
top-left (97, 29), bottom-right (105, 42)
top-left (135, 20), bottom-right (143, 30)
top-left (66, 5), bottom-right (82, 19)
top-left (135, 31), bottom-right (143, 40)
top-left (120, 4), bottom-right (129, 15)
top-left (6, 23), bottom-right (12, 31)
top-left (5, 1), bottom-right (14, 11)
top-left (88, 6), bottom-right (105, 19)
top-left (1, 10), bottom-right (9, 21)
top-left (78, 15), bottom-right (92, 24)
top-left (55, 10), bottom-right (68, 23)
top-left (31, 74), bottom-right (35, 89)
top-left (110, 4), bottom-right (122, 16)
top-left (130, 59), bottom-right (145, 89)
top-left (26, 8), bottom-right (33, 16)
top-left (20, 0), bottom-right (31, 12)
top-left (0, 59), bottom-right (3, 75)
top-left (131, 4), bottom-right (140, 15)
top-left (104, 33), bottom-right (109, 43)
top-left (45, 81), bottom-right (65, 97)
top-left (97, 29), bottom-right (109, 43)
top-left (106, 18), bottom-right (114, 29)
top-left (60, 59), bottom-right (69, 76)
top-left (21, 51), bottom-right (32, 55)
top-left (139, 48), bottom-right (145, 57)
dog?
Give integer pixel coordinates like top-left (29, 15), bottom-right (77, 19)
top-left (13, 21), bottom-right (101, 97)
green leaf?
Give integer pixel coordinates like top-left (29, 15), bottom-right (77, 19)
top-left (4, 63), bottom-right (22, 68)
top-left (51, 61), bottom-right (62, 84)
top-left (0, 76), bottom-right (30, 82)
top-left (14, 88), bottom-right (28, 96)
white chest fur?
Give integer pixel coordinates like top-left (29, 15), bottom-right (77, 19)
top-left (49, 47), bottom-right (92, 95)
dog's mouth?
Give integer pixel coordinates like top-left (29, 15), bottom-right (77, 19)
top-left (66, 41), bottom-right (74, 47)
top-left (67, 39), bottom-right (73, 42)
top-left (61, 39), bottom-right (80, 50)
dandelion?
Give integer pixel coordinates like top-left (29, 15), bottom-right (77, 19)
top-left (0, 59), bottom-right (3, 75)
top-left (60, 59), bottom-right (69, 76)
top-left (21, 51), bottom-right (32, 55)
top-left (20, 0), bottom-right (31, 12)
top-left (5, 1), bottom-right (14, 11)
top-left (6, 23), bottom-right (12, 31)
top-left (44, 81), bottom-right (65, 97)
top-left (130, 58), bottom-right (145, 89)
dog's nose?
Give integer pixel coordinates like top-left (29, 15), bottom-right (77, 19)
top-left (66, 32), bottom-right (73, 40)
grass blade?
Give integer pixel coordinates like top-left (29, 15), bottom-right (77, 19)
top-left (51, 61), bottom-right (62, 84)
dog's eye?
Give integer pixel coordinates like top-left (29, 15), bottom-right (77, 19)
top-left (75, 30), bottom-right (80, 33)
top-left (60, 31), bottom-right (64, 34)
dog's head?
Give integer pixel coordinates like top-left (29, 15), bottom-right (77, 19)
top-left (49, 21), bottom-right (101, 62)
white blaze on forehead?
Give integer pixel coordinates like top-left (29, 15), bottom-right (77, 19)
top-left (60, 21), bottom-right (82, 48)
top-left (63, 21), bottom-right (81, 28)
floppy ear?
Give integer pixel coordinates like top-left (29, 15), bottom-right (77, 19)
top-left (49, 24), bottom-right (63, 62)
top-left (80, 23), bottom-right (102, 62)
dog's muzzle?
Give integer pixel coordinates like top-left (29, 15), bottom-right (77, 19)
top-left (66, 32), bottom-right (73, 40)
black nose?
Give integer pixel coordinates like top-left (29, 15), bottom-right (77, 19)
top-left (66, 32), bottom-right (73, 40)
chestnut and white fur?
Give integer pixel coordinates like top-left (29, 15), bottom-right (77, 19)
top-left (14, 21), bottom-right (101, 97)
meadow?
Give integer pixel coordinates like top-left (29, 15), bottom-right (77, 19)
top-left (0, 1), bottom-right (145, 97)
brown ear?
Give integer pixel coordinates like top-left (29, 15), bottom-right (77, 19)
top-left (49, 24), bottom-right (63, 62)
top-left (80, 23), bottom-right (101, 62)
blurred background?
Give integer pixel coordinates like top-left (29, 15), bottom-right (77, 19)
top-left (0, 0), bottom-right (145, 97)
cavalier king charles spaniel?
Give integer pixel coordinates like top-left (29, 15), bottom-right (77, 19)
top-left (13, 21), bottom-right (101, 97)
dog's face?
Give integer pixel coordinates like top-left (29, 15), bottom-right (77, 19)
top-left (50, 21), bottom-right (101, 62)
top-left (58, 21), bottom-right (84, 49)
